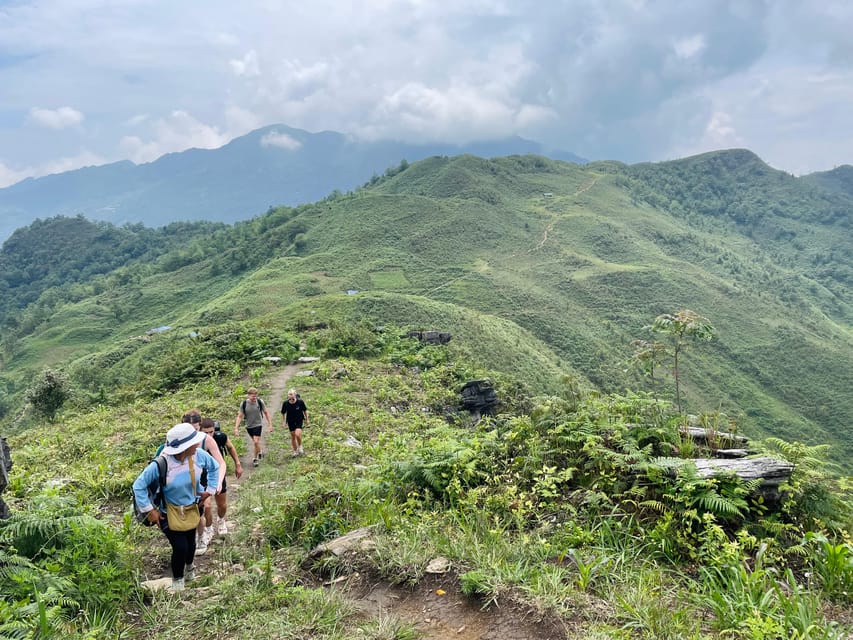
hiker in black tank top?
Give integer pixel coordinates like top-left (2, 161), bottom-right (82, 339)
top-left (281, 388), bottom-right (308, 457)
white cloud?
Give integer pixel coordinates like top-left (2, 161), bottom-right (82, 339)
top-left (0, 150), bottom-right (106, 188)
top-left (119, 111), bottom-right (229, 164)
top-left (672, 34), bottom-right (706, 59)
top-left (703, 111), bottom-right (742, 147)
top-left (229, 50), bottom-right (260, 77)
top-left (1, 1), bottom-right (852, 176)
top-left (260, 131), bottom-right (302, 150)
top-left (125, 114), bottom-right (150, 127)
top-left (0, 161), bottom-right (33, 188)
top-left (40, 150), bottom-right (106, 175)
top-left (224, 105), bottom-right (263, 134)
top-left (27, 106), bottom-right (85, 129)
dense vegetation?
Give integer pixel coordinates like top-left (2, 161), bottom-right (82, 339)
top-left (1, 324), bottom-right (851, 638)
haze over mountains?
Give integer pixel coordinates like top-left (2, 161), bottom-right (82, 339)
top-left (0, 125), bottom-right (586, 242)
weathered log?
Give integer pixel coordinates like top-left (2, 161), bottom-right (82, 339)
top-left (303, 525), bottom-right (377, 570)
top-left (691, 456), bottom-right (794, 504)
top-left (714, 449), bottom-right (751, 459)
top-left (692, 457), bottom-right (793, 484)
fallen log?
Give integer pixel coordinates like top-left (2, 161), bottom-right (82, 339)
top-left (691, 456), bottom-right (794, 504)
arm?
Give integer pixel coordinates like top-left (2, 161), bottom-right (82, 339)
top-left (132, 461), bottom-right (162, 524)
top-left (196, 450), bottom-right (219, 502)
top-left (234, 409), bottom-right (243, 436)
top-left (264, 407), bottom-right (274, 433)
top-left (225, 439), bottom-right (243, 479)
top-left (206, 434), bottom-right (226, 492)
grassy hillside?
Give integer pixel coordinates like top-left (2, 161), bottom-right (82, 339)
top-left (2, 328), bottom-right (851, 638)
top-left (1, 151), bottom-right (852, 467)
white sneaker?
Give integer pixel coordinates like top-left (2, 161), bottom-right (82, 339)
top-left (184, 565), bottom-right (195, 582)
top-left (170, 578), bottom-right (185, 592)
top-left (291, 450), bottom-right (298, 457)
top-left (195, 529), bottom-right (211, 556)
top-left (216, 518), bottom-right (229, 536)
top-left (297, 445), bottom-right (304, 455)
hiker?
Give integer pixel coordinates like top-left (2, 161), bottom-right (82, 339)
top-left (132, 422), bottom-right (219, 592)
top-left (200, 417), bottom-right (242, 535)
top-left (234, 387), bottom-right (273, 467)
top-left (281, 388), bottom-right (308, 457)
top-left (181, 410), bottom-right (226, 555)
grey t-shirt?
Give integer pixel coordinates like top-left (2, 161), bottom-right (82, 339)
top-left (241, 398), bottom-right (265, 428)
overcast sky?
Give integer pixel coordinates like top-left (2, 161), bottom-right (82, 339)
top-left (1, 0), bottom-right (851, 188)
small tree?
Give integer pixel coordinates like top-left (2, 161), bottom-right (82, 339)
top-left (25, 368), bottom-right (70, 421)
top-left (650, 309), bottom-right (715, 413)
top-left (630, 339), bottom-right (668, 385)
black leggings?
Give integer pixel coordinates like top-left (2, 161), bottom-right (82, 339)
top-left (161, 525), bottom-right (196, 578)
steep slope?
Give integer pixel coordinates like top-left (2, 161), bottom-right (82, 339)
top-left (1, 151), bottom-right (851, 467)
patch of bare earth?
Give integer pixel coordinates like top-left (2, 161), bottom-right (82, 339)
top-left (337, 572), bottom-right (568, 640)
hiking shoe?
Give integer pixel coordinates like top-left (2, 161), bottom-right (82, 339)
top-left (297, 445), bottom-right (304, 455)
top-left (170, 578), bottom-right (185, 592)
top-left (201, 526), bottom-right (215, 547)
top-left (252, 457), bottom-right (259, 467)
top-left (184, 565), bottom-right (195, 582)
top-left (195, 531), bottom-right (210, 556)
top-left (291, 450), bottom-right (299, 457)
top-left (216, 518), bottom-right (229, 536)
top-left (258, 451), bottom-right (265, 460)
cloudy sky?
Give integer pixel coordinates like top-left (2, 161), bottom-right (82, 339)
top-left (1, 0), bottom-right (851, 188)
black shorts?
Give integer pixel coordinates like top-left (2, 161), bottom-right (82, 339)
top-left (287, 422), bottom-right (304, 432)
top-left (246, 425), bottom-right (263, 438)
top-left (220, 476), bottom-right (227, 494)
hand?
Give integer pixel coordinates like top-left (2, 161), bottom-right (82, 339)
top-left (147, 510), bottom-right (161, 525)
top-left (235, 466), bottom-right (243, 479)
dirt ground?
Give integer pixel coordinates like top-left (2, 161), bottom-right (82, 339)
top-left (343, 571), bottom-right (567, 640)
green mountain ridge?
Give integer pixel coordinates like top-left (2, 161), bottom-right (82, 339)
top-left (1, 149), bottom-right (852, 467)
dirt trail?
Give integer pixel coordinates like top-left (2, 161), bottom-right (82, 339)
top-left (238, 362), bottom-right (300, 469)
top-left (349, 573), bottom-right (566, 640)
top-left (210, 364), bottom-right (569, 638)
top-left (190, 363), bottom-right (300, 569)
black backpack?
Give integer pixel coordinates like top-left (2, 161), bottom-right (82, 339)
top-left (132, 456), bottom-right (167, 526)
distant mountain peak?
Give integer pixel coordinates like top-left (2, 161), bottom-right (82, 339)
top-left (0, 126), bottom-right (585, 242)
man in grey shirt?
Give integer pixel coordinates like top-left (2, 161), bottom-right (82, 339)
top-left (234, 387), bottom-right (273, 467)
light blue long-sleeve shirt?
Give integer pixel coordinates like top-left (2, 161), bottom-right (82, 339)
top-left (132, 448), bottom-right (219, 513)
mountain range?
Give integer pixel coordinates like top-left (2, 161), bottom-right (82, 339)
top-left (0, 147), bottom-right (851, 469)
top-left (0, 125), bottom-right (585, 242)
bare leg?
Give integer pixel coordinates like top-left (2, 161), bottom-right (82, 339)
top-left (215, 492), bottom-right (227, 520)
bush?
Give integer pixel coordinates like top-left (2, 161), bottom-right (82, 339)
top-left (25, 368), bottom-right (70, 421)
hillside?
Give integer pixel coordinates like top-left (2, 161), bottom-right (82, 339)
top-left (1, 150), bottom-right (852, 469)
top-left (0, 125), bottom-right (585, 242)
top-left (2, 329), bottom-right (851, 638)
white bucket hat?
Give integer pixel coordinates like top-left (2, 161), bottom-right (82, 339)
top-left (162, 423), bottom-right (205, 455)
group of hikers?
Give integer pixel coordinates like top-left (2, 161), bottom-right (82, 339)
top-left (132, 386), bottom-right (309, 591)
